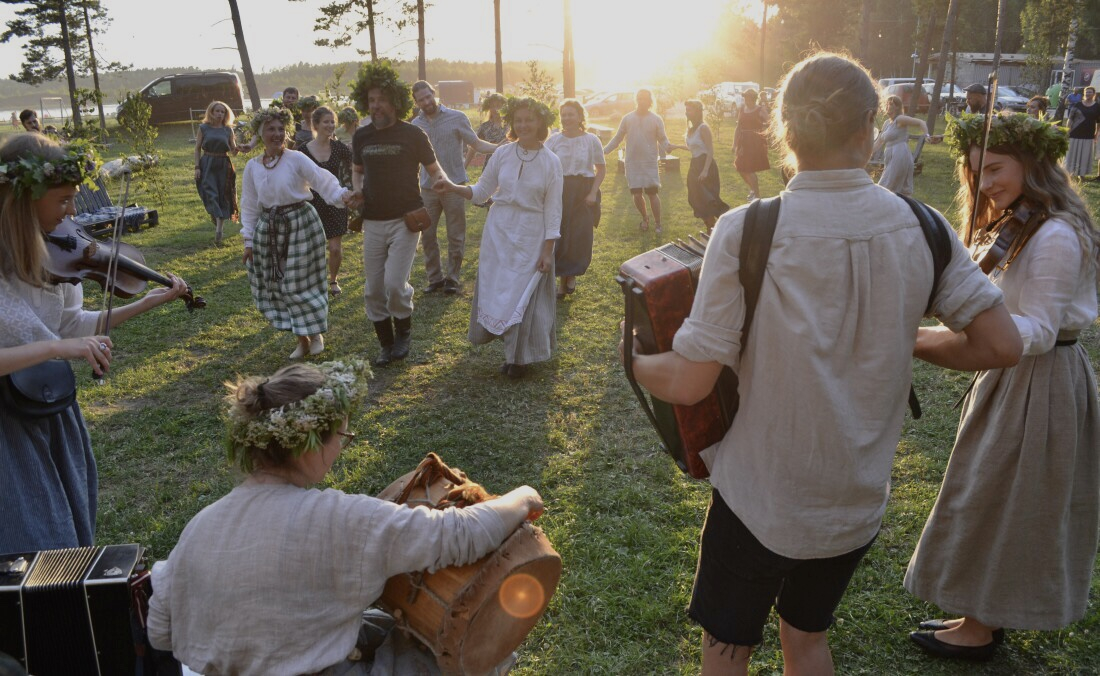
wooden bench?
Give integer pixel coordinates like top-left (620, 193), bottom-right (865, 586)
top-left (73, 175), bottom-right (159, 238)
top-left (616, 150), bottom-right (681, 174)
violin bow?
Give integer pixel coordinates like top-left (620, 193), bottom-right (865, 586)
top-left (98, 166), bottom-right (133, 346)
top-left (967, 0), bottom-right (1008, 238)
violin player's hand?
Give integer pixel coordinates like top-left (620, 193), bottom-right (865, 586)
top-left (142, 273), bottom-right (188, 307)
top-left (55, 336), bottom-right (113, 377)
top-left (242, 247), bottom-right (253, 266)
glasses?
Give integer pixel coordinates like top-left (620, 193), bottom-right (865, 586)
top-left (336, 430), bottom-right (356, 448)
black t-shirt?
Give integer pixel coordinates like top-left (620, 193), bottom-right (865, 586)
top-left (352, 120), bottom-right (437, 221)
top-left (1067, 101), bottom-right (1100, 140)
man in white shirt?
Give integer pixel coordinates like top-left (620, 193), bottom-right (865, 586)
top-left (603, 89), bottom-right (671, 233)
top-left (411, 81), bottom-right (498, 294)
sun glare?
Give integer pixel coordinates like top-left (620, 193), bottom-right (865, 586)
top-left (565, 0), bottom-right (726, 90)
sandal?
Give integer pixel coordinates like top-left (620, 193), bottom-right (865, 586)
top-left (329, 281), bottom-right (342, 296)
top-left (565, 278), bottom-right (577, 295)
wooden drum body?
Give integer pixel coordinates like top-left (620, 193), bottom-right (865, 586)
top-left (376, 456), bottom-right (561, 675)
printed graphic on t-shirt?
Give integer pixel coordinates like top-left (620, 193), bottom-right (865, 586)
top-left (361, 144), bottom-right (403, 157)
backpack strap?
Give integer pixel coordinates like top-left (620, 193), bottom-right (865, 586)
top-left (739, 197), bottom-right (780, 342)
top-left (896, 193), bottom-right (953, 419)
top-left (896, 194), bottom-right (953, 314)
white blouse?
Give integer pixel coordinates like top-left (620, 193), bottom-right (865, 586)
top-left (239, 150), bottom-right (350, 246)
top-left (0, 275), bottom-right (100, 346)
top-left (544, 132), bottom-right (605, 177)
top-left (989, 216), bottom-right (1099, 355)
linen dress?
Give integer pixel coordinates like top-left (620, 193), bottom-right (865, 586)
top-left (905, 217), bottom-right (1100, 629)
top-left (467, 142), bottom-right (563, 365)
top-left (0, 276), bottom-right (101, 552)
top-left (196, 123), bottom-right (237, 220)
top-left (544, 131), bottom-right (603, 278)
top-left (604, 111), bottom-right (670, 190)
top-left (684, 123), bottom-right (730, 220)
top-left (733, 106), bottom-right (770, 173)
top-left (300, 139), bottom-right (352, 239)
top-left (877, 119), bottom-right (915, 196)
top-left (240, 151), bottom-right (349, 337)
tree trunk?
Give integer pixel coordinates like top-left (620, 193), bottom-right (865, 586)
top-left (495, 0), bottom-right (503, 92)
top-left (228, 0), bottom-right (262, 111)
top-left (562, 0), bottom-right (575, 98)
top-left (57, 1), bottom-right (81, 126)
top-left (910, 11), bottom-right (938, 116)
top-left (759, 1), bottom-right (768, 86)
top-left (367, 0), bottom-right (378, 62)
top-left (859, 0), bottom-right (872, 63)
top-left (417, 0), bottom-right (426, 81)
top-left (926, 0), bottom-right (961, 135)
top-left (81, 2), bottom-right (106, 133)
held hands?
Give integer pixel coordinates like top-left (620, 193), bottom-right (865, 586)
top-left (432, 178), bottom-right (457, 195)
top-left (342, 191), bottom-right (364, 209)
top-left (242, 247), bottom-right (253, 265)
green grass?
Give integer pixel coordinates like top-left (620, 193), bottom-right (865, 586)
top-left (11, 113), bottom-right (1100, 674)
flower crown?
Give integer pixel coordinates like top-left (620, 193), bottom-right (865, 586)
top-left (501, 96), bottom-right (558, 129)
top-left (945, 112), bottom-right (1069, 162)
top-left (350, 60), bottom-right (413, 120)
top-left (0, 139), bottom-right (100, 200)
top-left (249, 106), bottom-right (294, 136)
top-left (481, 92), bottom-right (506, 112)
top-left (337, 107), bottom-right (359, 125)
top-left (226, 360), bottom-right (372, 470)
top-left (298, 95), bottom-right (321, 111)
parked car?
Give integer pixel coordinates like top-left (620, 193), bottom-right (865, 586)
top-left (884, 83), bottom-right (931, 113)
top-left (922, 82), bottom-right (966, 114)
top-left (585, 88), bottom-right (673, 118)
top-left (135, 72), bottom-right (245, 124)
top-left (706, 81), bottom-right (760, 115)
top-left (878, 77), bottom-right (915, 90)
top-left (995, 85), bottom-right (1030, 112)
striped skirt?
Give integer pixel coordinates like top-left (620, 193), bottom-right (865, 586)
top-left (247, 202), bottom-right (329, 336)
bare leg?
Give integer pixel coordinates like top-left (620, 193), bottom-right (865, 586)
top-left (930, 617), bottom-right (999, 647)
top-left (701, 633), bottom-right (752, 676)
top-left (704, 215), bottom-right (717, 231)
top-left (632, 192), bottom-right (649, 229)
top-left (779, 620), bottom-right (833, 676)
top-left (327, 236), bottom-right (343, 285)
top-left (739, 171), bottom-right (760, 198)
top-left (649, 193), bottom-right (663, 232)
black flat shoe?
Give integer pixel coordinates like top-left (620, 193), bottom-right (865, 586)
top-left (909, 630), bottom-right (996, 661)
top-left (918, 620), bottom-right (1005, 644)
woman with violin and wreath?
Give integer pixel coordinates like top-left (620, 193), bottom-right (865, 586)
top-left (905, 113), bottom-right (1100, 661)
top-left (0, 132), bottom-right (189, 554)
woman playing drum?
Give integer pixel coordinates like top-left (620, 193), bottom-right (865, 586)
top-left (147, 360), bottom-right (543, 675)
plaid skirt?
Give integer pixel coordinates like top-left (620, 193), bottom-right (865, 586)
top-left (247, 202), bottom-right (328, 336)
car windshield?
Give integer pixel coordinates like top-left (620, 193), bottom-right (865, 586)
top-left (998, 86), bottom-right (1024, 98)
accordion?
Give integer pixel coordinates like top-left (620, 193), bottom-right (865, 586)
top-left (0, 544), bottom-right (151, 676)
top-left (617, 235), bottom-right (740, 479)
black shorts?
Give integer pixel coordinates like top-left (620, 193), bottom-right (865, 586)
top-left (688, 489), bottom-right (877, 646)
top-left (629, 186), bottom-right (659, 195)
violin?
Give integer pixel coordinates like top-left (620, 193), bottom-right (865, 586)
top-left (44, 217), bottom-right (206, 311)
top-left (972, 200), bottom-right (1047, 275)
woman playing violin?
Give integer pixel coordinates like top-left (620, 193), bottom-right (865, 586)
top-left (905, 113), bottom-right (1100, 660)
top-left (0, 133), bottom-right (188, 554)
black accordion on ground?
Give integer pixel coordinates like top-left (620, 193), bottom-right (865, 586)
top-left (0, 544), bottom-right (153, 676)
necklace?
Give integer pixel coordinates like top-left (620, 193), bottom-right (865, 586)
top-left (262, 151), bottom-right (283, 170)
top-left (515, 143), bottom-right (541, 179)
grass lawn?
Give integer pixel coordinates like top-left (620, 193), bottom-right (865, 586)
top-left (10, 112), bottom-right (1100, 674)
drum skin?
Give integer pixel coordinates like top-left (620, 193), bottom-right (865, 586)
top-left (377, 462), bottom-right (562, 676)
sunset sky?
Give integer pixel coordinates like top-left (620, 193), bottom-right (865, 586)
top-left (0, 0), bottom-right (763, 89)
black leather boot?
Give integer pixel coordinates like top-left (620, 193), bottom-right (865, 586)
top-left (372, 318), bottom-right (394, 366)
top-left (391, 316), bottom-right (412, 361)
